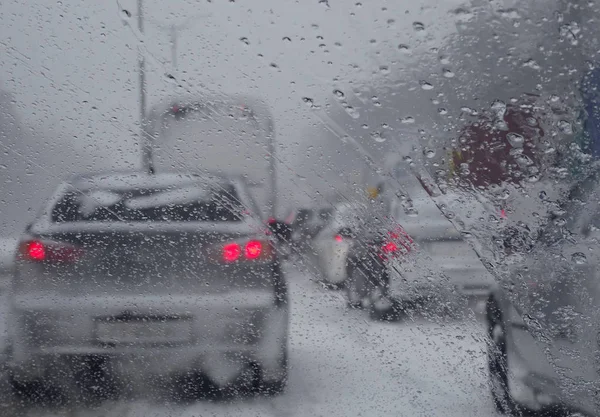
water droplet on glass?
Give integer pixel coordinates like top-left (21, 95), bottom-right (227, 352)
top-left (302, 97), bottom-right (316, 108)
top-left (438, 108), bottom-right (448, 115)
top-left (269, 62), bottom-right (279, 70)
top-left (523, 59), bottom-right (541, 70)
top-left (333, 89), bottom-right (345, 100)
top-left (398, 44), bottom-right (410, 52)
top-left (282, 36), bottom-right (292, 42)
top-left (558, 120), bottom-right (573, 134)
top-left (442, 68), bottom-right (455, 78)
top-left (420, 81), bottom-right (434, 90)
top-left (413, 22), bottom-right (426, 32)
top-left (380, 66), bottom-right (390, 75)
top-left (507, 132), bottom-right (525, 147)
top-left (424, 148), bottom-right (436, 158)
top-left (371, 131), bottom-right (386, 143)
top-left (550, 94), bottom-right (560, 102)
top-left (345, 106), bottom-right (360, 119)
top-left (319, 0), bottom-right (330, 8)
top-left (491, 100), bottom-right (506, 118)
top-left (240, 37), bottom-right (250, 45)
top-left (401, 116), bottom-right (415, 124)
top-left (571, 252), bottom-right (587, 264)
top-left (361, 124), bottom-right (369, 129)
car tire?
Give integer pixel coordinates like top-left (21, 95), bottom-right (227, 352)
top-left (254, 345), bottom-right (288, 397)
top-left (345, 263), bottom-right (367, 309)
top-left (486, 298), bottom-right (526, 416)
top-left (369, 293), bottom-right (402, 322)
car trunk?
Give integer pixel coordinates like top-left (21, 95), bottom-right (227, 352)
top-left (14, 222), bottom-right (274, 296)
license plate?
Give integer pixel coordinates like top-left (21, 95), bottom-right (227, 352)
top-left (95, 319), bottom-right (191, 345)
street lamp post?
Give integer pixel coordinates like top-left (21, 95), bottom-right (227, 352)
top-left (137, 0), bottom-right (154, 174)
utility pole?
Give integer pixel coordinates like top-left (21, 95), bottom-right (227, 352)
top-left (170, 24), bottom-right (178, 73)
top-left (138, 0), bottom-right (153, 174)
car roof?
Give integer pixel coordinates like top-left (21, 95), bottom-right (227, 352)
top-left (67, 170), bottom-right (243, 191)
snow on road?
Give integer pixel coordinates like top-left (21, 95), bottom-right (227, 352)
top-left (0, 263), bottom-right (498, 417)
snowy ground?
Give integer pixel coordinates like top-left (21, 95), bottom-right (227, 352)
top-left (0, 262), bottom-right (498, 417)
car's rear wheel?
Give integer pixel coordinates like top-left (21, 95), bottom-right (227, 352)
top-left (486, 299), bottom-right (525, 415)
top-left (345, 264), bottom-right (367, 309)
top-left (254, 345), bottom-right (288, 396)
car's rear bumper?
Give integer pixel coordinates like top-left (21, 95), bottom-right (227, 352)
top-left (9, 299), bottom-right (288, 386)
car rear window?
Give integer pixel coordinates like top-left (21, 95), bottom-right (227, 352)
top-left (51, 183), bottom-right (245, 223)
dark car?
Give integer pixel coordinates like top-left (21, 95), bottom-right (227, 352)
top-left (485, 169), bottom-right (600, 416)
top-left (6, 171), bottom-right (289, 403)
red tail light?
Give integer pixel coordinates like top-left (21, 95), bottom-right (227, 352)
top-left (221, 239), bottom-right (272, 263)
top-left (25, 241), bottom-right (45, 261)
top-left (223, 242), bottom-right (242, 262)
top-left (19, 239), bottom-right (84, 263)
top-left (381, 241), bottom-right (398, 254)
top-left (245, 240), bottom-right (262, 259)
top-left (379, 226), bottom-right (415, 261)
top-left (334, 235), bottom-right (343, 242)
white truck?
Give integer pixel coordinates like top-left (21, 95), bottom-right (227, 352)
top-left (144, 94), bottom-right (277, 219)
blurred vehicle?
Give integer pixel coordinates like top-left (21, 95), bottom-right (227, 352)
top-left (311, 203), bottom-right (363, 287)
top-left (485, 169), bottom-right (600, 416)
top-left (267, 217), bottom-right (293, 260)
top-left (7, 171), bottom-right (289, 402)
top-left (287, 207), bottom-right (332, 254)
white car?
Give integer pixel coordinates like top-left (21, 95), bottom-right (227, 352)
top-left (312, 203), bottom-right (363, 287)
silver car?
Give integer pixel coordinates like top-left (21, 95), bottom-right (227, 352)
top-left (6, 172), bottom-right (289, 401)
top-left (485, 170), bottom-right (600, 416)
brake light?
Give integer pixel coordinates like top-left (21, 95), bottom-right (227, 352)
top-left (223, 242), bottom-right (242, 262)
top-left (334, 235), bottom-right (343, 242)
top-left (245, 240), bottom-right (262, 259)
top-left (26, 241), bottom-right (45, 261)
top-left (382, 241), bottom-right (398, 254)
top-left (18, 239), bottom-right (84, 263)
top-left (221, 239), bottom-right (272, 263)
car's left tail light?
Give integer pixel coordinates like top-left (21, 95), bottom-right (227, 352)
top-left (18, 239), bottom-right (84, 264)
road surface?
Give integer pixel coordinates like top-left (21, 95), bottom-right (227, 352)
top-left (0, 262), bottom-right (498, 417)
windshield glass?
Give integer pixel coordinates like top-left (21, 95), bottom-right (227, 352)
top-left (3, 0), bottom-right (600, 416)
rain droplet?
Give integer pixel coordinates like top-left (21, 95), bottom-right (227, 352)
top-left (413, 22), bottom-right (425, 32)
top-left (371, 131), bottom-right (386, 143)
top-left (379, 66), bottom-right (390, 75)
top-left (333, 89), bottom-right (345, 99)
top-left (302, 97), bottom-right (316, 108)
top-left (121, 9), bottom-right (132, 19)
top-left (345, 106), bottom-right (360, 119)
top-left (387, 18), bottom-right (396, 25)
top-left (398, 44), bottom-right (410, 52)
top-left (442, 68), bottom-right (455, 78)
top-left (523, 59), bottom-right (541, 70)
top-left (240, 37), bottom-right (250, 45)
top-left (424, 148), bottom-right (436, 158)
top-left (507, 132), bottom-right (525, 147)
top-left (319, 0), bottom-right (330, 8)
top-left (269, 62), bottom-right (279, 70)
top-left (558, 120), bottom-right (573, 134)
top-left (282, 36), bottom-right (292, 42)
top-left (439, 55), bottom-right (450, 65)
top-left (438, 108), bottom-right (448, 115)
top-left (550, 94), bottom-right (560, 102)
top-left (571, 252), bottom-right (587, 264)
top-left (420, 81), bottom-right (434, 90)
top-left (401, 116), bottom-right (415, 124)
top-left (361, 124), bottom-right (369, 129)
top-left (491, 100), bottom-right (506, 118)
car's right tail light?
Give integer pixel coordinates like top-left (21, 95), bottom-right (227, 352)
top-left (214, 239), bottom-right (274, 263)
top-left (379, 226), bottom-right (415, 261)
